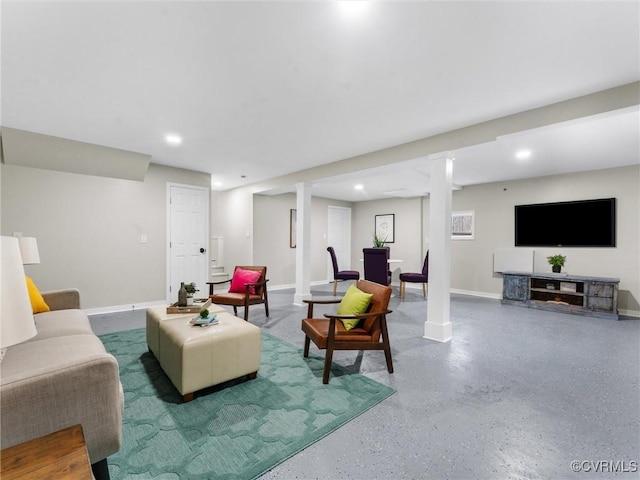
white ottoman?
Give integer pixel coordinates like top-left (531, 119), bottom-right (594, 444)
top-left (152, 310), bottom-right (261, 402)
top-left (146, 304), bottom-right (227, 357)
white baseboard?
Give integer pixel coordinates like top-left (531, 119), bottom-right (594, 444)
top-left (84, 282), bottom-right (331, 315)
top-left (85, 300), bottom-right (166, 316)
top-left (450, 288), bottom-right (501, 300)
top-left (268, 280), bottom-right (331, 291)
top-left (401, 284), bottom-right (500, 300)
top-left (269, 281), bottom-right (502, 301)
top-left (618, 309), bottom-right (640, 319)
top-left (87, 285), bottom-right (636, 318)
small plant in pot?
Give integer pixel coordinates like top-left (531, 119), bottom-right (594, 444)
top-left (373, 233), bottom-right (387, 248)
top-left (184, 282), bottom-right (199, 305)
top-left (547, 254), bottom-right (566, 273)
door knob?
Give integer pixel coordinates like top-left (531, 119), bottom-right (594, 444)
top-left (200, 247), bottom-right (206, 253)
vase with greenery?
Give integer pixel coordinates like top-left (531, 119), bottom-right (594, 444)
top-left (373, 233), bottom-right (387, 248)
top-left (184, 282), bottom-right (199, 305)
top-left (547, 254), bottom-right (566, 273)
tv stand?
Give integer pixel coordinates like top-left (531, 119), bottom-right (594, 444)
top-left (502, 272), bottom-right (619, 320)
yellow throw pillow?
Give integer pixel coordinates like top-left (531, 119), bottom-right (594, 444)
top-left (25, 276), bottom-right (50, 314)
top-left (336, 285), bottom-right (373, 330)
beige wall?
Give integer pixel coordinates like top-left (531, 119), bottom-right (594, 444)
top-left (253, 193), bottom-right (296, 285)
top-left (245, 165), bottom-right (639, 316)
top-left (1, 163), bottom-right (210, 310)
top-left (252, 193), bottom-right (353, 286)
top-left (4, 160), bottom-right (636, 316)
top-left (430, 165), bottom-right (639, 315)
top-left (352, 197), bottom-right (424, 282)
top-left (213, 186), bottom-right (256, 272)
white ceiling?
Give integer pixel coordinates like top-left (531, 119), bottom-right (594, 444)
top-left (2, 1), bottom-right (639, 201)
top-left (302, 106), bottom-right (640, 201)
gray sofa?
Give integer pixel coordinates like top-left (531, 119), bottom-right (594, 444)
top-left (0, 289), bottom-right (123, 479)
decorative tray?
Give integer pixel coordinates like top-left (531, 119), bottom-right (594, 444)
top-left (166, 298), bottom-right (211, 314)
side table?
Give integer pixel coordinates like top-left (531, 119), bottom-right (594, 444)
top-left (0, 424), bottom-right (93, 480)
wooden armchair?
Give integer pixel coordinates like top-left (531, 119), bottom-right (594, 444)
top-left (207, 266), bottom-right (269, 321)
top-left (301, 279), bottom-right (393, 384)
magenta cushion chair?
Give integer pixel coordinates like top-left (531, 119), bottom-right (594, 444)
top-left (207, 266), bottom-right (269, 321)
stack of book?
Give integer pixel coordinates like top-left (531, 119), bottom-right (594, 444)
top-left (190, 314), bottom-right (218, 327)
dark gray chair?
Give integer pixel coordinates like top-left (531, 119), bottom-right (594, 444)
top-left (399, 251), bottom-right (429, 298)
top-left (327, 246), bottom-right (360, 295)
top-left (363, 247), bottom-right (391, 286)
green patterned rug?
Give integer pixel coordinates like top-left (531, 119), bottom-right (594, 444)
top-left (100, 328), bottom-right (395, 479)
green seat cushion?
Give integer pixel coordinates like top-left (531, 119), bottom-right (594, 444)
top-left (336, 285), bottom-right (373, 330)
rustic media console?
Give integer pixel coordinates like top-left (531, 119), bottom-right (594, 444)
top-left (502, 271), bottom-right (620, 320)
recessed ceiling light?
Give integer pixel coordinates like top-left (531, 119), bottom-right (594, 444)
top-left (516, 149), bottom-right (532, 160)
top-left (337, 1), bottom-right (370, 17)
top-left (165, 134), bottom-right (182, 146)
top-left (213, 181), bottom-right (222, 188)
top-left (354, 184), bottom-right (364, 190)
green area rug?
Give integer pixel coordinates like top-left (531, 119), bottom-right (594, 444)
top-left (100, 328), bottom-right (395, 479)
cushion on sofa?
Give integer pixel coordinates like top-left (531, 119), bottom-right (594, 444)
top-left (0, 334), bottom-right (108, 383)
top-left (27, 309), bottom-right (94, 342)
top-left (26, 276), bottom-right (50, 313)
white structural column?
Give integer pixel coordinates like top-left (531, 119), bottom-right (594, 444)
top-left (424, 154), bottom-right (453, 342)
top-left (293, 182), bottom-right (312, 305)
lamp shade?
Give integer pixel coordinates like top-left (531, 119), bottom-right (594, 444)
top-left (1, 236), bottom-right (37, 350)
top-left (18, 236), bottom-right (40, 265)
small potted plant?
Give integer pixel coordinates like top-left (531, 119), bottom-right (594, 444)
top-left (373, 233), bottom-right (387, 248)
top-left (185, 282), bottom-right (199, 305)
top-left (547, 254), bottom-right (566, 273)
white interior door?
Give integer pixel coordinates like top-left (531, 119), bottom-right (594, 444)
top-left (168, 184), bottom-right (210, 302)
top-left (327, 206), bottom-right (352, 278)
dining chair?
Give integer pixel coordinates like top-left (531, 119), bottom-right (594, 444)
top-left (301, 279), bottom-right (393, 384)
top-left (327, 246), bottom-right (360, 295)
top-left (399, 251), bottom-right (429, 298)
top-left (207, 266), bottom-right (269, 321)
top-left (362, 247), bottom-right (391, 286)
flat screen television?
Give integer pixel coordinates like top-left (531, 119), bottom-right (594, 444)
top-left (514, 198), bottom-right (616, 247)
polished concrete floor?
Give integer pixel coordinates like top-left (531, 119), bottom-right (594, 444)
top-left (90, 284), bottom-right (640, 480)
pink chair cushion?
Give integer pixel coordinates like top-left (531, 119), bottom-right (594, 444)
top-left (229, 269), bottom-right (262, 294)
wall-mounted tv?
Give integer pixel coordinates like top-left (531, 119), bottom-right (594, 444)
top-left (515, 198), bottom-right (616, 247)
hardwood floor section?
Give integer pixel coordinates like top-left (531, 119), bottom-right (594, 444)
top-left (1, 424), bottom-right (92, 480)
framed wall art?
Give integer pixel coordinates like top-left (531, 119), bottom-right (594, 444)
top-left (375, 214), bottom-right (395, 243)
top-left (451, 210), bottom-right (475, 240)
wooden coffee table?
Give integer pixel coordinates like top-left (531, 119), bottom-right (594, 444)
top-left (0, 424), bottom-right (92, 479)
